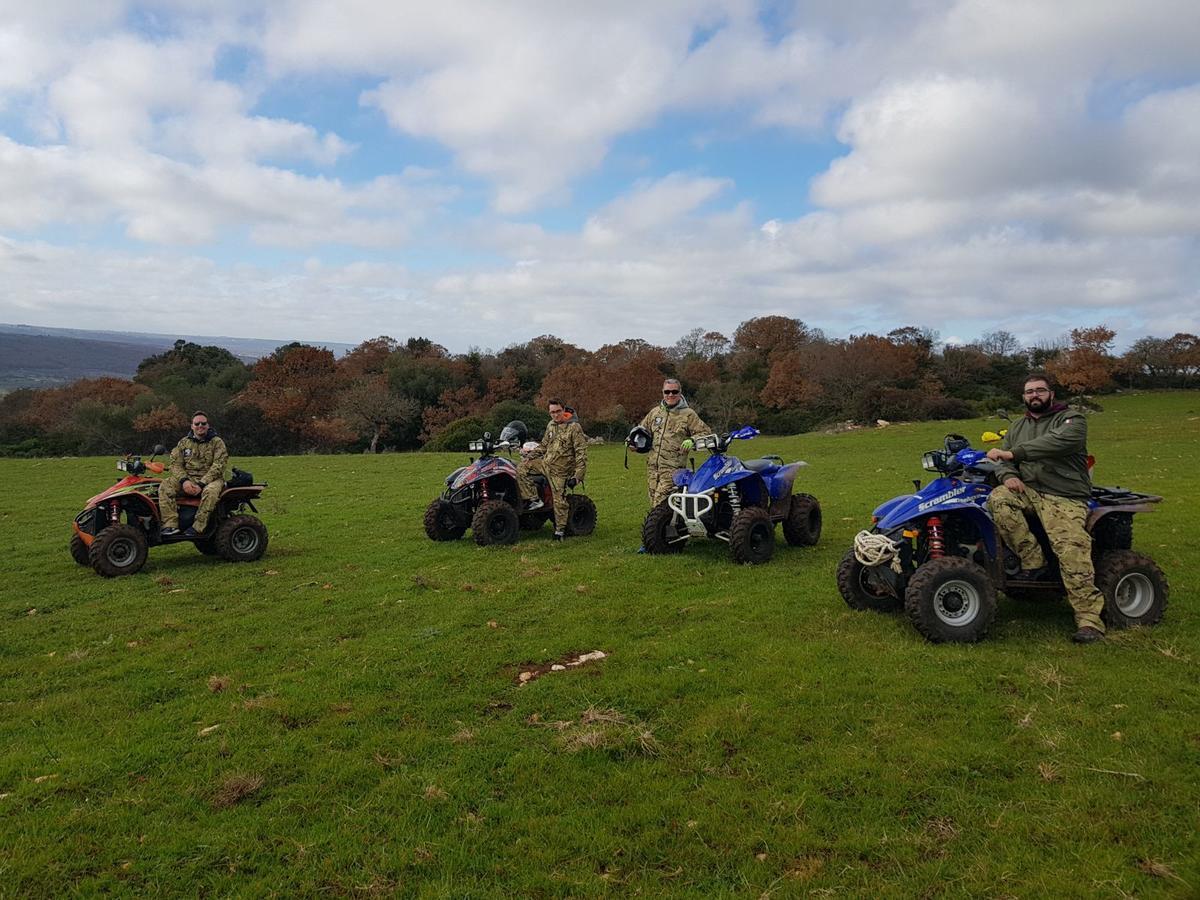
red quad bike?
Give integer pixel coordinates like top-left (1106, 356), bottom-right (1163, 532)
top-left (70, 445), bottom-right (269, 577)
top-left (423, 420), bottom-right (597, 546)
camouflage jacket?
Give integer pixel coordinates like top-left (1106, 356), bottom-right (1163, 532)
top-left (528, 415), bottom-right (588, 480)
top-left (169, 431), bottom-right (229, 486)
top-left (994, 404), bottom-right (1091, 500)
top-left (639, 399), bottom-right (709, 470)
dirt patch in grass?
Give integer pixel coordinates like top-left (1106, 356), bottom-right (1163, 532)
top-left (511, 650), bottom-right (608, 685)
top-left (207, 675), bottom-right (231, 693)
top-left (212, 773), bottom-right (264, 809)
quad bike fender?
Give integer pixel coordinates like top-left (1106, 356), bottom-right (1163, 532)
top-left (1086, 499), bottom-right (1161, 530)
top-left (763, 462), bottom-right (804, 501)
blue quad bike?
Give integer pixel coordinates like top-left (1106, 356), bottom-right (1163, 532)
top-left (641, 426), bottom-right (821, 563)
top-left (423, 421), bottom-right (597, 546)
top-left (838, 432), bottom-right (1168, 643)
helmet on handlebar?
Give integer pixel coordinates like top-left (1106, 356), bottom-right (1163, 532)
top-left (499, 420), bottom-right (528, 446)
top-left (944, 433), bottom-right (970, 454)
top-left (626, 426), bottom-right (652, 453)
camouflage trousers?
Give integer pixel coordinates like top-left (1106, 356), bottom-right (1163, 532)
top-left (158, 475), bottom-right (224, 532)
top-left (517, 458), bottom-right (568, 531)
top-left (647, 465), bottom-right (683, 508)
top-left (988, 484), bottom-right (1105, 631)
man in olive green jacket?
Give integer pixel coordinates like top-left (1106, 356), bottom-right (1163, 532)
top-left (517, 399), bottom-right (588, 540)
top-left (637, 378), bottom-right (710, 507)
top-left (159, 411), bottom-right (229, 537)
top-left (986, 374), bottom-right (1105, 643)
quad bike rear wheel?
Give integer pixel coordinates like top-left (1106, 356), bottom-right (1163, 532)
top-left (836, 547), bottom-right (901, 612)
top-left (472, 500), bottom-right (519, 546)
top-left (1095, 550), bottom-right (1168, 628)
top-left (215, 515), bottom-right (268, 562)
top-left (730, 507), bottom-right (775, 564)
top-left (194, 538), bottom-right (220, 555)
top-left (904, 556), bottom-right (997, 643)
top-left (783, 493), bottom-right (822, 546)
top-left (565, 495), bottom-right (597, 537)
top-left (642, 504), bottom-right (686, 554)
top-left (90, 524), bottom-right (149, 577)
top-left (70, 534), bottom-right (90, 566)
top-left (424, 498), bottom-right (467, 541)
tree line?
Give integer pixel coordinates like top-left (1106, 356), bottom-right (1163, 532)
top-left (1, 320), bottom-right (1196, 457)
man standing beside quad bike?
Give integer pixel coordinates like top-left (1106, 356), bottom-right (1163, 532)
top-left (517, 399), bottom-right (588, 542)
top-left (986, 373), bottom-right (1111, 643)
top-left (631, 378), bottom-right (711, 508)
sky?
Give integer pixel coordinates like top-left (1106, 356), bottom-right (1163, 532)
top-left (1, 0), bottom-right (1198, 353)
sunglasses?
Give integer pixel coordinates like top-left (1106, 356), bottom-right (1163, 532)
top-left (192, 421), bottom-right (209, 426)
top-left (663, 389), bottom-right (680, 395)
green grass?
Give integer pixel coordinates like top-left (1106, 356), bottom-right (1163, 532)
top-left (2, 391), bottom-right (1198, 897)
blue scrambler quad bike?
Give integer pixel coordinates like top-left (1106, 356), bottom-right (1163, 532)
top-left (423, 421), bottom-right (597, 546)
top-left (642, 426), bottom-right (821, 563)
top-left (838, 432), bottom-right (1168, 643)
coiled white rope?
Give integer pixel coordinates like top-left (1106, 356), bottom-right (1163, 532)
top-left (853, 530), bottom-right (904, 573)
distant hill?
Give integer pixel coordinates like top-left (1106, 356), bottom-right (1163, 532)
top-left (0, 323), bottom-right (355, 393)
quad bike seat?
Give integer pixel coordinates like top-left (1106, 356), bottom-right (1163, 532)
top-left (742, 458), bottom-right (781, 473)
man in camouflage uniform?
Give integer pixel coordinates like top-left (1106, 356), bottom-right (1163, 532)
top-left (517, 399), bottom-right (588, 541)
top-left (159, 411), bottom-right (229, 538)
top-left (986, 373), bottom-right (1106, 643)
top-left (636, 378), bottom-right (710, 507)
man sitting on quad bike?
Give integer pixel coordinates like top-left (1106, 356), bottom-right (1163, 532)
top-left (986, 372), bottom-right (1108, 643)
top-left (517, 399), bottom-right (588, 542)
top-left (159, 411), bottom-right (227, 538)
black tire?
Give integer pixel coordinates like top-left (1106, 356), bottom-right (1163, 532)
top-left (424, 498), bottom-right (466, 541)
top-left (836, 547), bottom-right (901, 612)
top-left (1095, 550), bottom-right (1168, 628)
top-left (194, 538), bottom-right (220, 555)
top-left (904, 556), bottom-right (997, 643)
top-left (89, 524), bottom-right (148, 578)
top-left (565, 495), bottom-right (597, 537)
top-left (642, 504), bottom-right (687, 554)
top-left (215, 515), bottom-right (268, 562)
top-left (782, 493), bottom-right (822, 546)
top-left (1091, 513), bottom-right (1132, 552)
top-left (472, 500), bottom-right (520, 546)
top-left (70, 534), bottom-right (91, 566)
top-left (730, 507), bottom-right (775, 564)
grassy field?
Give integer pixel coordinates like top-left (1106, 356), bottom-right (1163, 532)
top-left (2, 391), bottom-right (1198, 897)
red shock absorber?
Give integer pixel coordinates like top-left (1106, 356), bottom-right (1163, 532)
top-left (926, 516), bottom-right (945, 559)
top-left (479, 479), bottom-right (489, 500)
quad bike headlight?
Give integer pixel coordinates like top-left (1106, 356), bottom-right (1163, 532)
top-left (922, 451), bottom-right (942, 472)
top-left (468, 440), bottom-right (484, 452)
top-left (695, 434), bottom-right (720, 450)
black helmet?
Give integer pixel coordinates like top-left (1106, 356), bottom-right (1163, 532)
top-left (944, 433), bottom-right (970, 454)
top-left (626, 425), bottom-right (653, 453)
top-left (499, 420), bottom-right (528, 446)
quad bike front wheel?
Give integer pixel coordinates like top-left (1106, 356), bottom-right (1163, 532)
top-left (70, 534), bottom-right (90, 566)
top-left (730, 507), bottom-right (775, 564)
top-left (904, 556), bottom-right (997, 643)
top-left (1095, 550), bottom-right (1168, 628)
top-left (836, 547), bottom-right (902, 612)
top-left (424, 498), bottom-right (467, 541)
top-left (472, 500), bottom-right (519, 546)
top-left (216, 515), bottom-right (269, 562)
top-left (783, 493), bottom-right (822, 546)
top-left (565, 495), bottom-right (597, 537)
top-left (90, 524), bottom-right (149, 577)
top-left (642, 504), bottom-right (686, 554)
